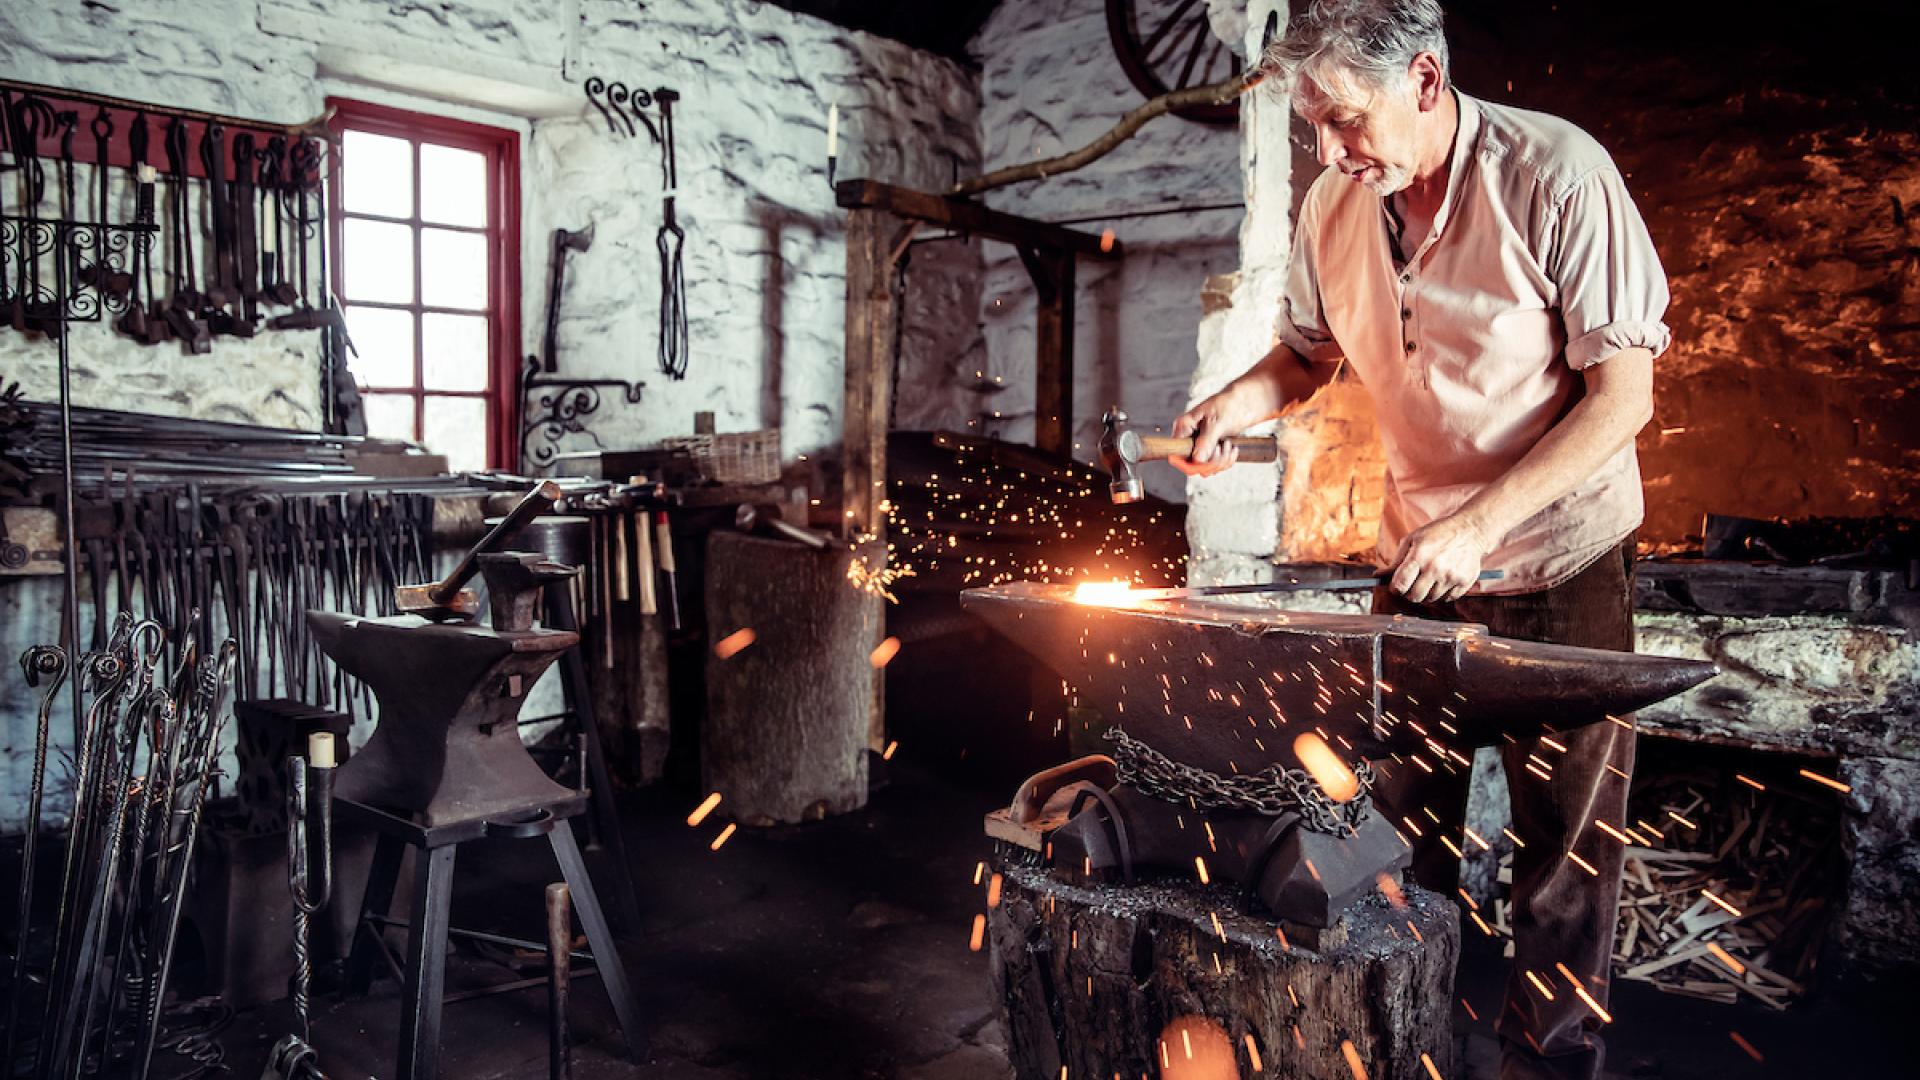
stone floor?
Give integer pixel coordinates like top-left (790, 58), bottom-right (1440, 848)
top-left (151, 761), bottom-right (1903, 1080)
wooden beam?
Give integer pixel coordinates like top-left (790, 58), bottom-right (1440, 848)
top-left (1021, 247), bottom-right (1076, 458)
top-left (841, 206), bottom-right (903, 542)
top-left (835, 178), bottom-right (1121, 258)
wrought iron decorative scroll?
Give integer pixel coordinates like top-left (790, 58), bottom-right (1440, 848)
top-left (583, 75), bottom-right (690, 381)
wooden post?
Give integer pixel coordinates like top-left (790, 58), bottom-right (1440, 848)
top-left (841, 207), bottom-right (902, 543)
top-left (986, 865), bottom-right (1459, 1080)
top-left (1021, 247), bottom-right (1076, 459)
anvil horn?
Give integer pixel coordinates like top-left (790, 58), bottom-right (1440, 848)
top-left (959, 582), bottom-right (1717, 773)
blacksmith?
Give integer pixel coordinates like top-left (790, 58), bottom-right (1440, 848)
top-left (1172, 1), bottom-right (1667, 1077)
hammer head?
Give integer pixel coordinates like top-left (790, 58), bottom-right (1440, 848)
top-left (1097, 408), bottom-right (1144, 504)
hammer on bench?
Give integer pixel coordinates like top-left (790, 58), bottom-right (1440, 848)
top-left (1098, 408), bottom-right (1277, 504)
top-left (395, 479), bottom-right (563, 620)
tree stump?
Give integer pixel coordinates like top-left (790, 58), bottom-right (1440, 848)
top-left (986, 863), bottom-right (1458, 1079)
top-left (703, 531), bottom-right (878, 823)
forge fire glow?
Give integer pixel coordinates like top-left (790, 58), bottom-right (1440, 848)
top-left (1071, 579), bottom-right (1140, 606)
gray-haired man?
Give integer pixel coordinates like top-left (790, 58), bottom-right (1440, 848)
top-left (1174, 2), bottom-right (1668, 1077)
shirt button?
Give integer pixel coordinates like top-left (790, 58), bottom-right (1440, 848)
top-left (1401, 308), bottom-right (1412, 320)
top-left (1405, 341), bottom-right (1418, 353)
top-left (1400, 273), bottom-right (1412, 283)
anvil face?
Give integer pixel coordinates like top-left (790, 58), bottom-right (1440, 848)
top-left (960, 581), bottom-right (1717, 774)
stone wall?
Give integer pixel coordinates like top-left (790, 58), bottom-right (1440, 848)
top-left (0, 0), bottom-right (984, 467)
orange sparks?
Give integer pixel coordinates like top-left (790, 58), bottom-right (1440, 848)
top-left (1293, 731), bottom-right (1361, 802)
top-left (1798, 768), bottom-right (1851, 793)
top-left (882, 740), bottom-right (899, 761)
top-left (1341, 1040), bottom-right (1369, 1080)
top-left (1408, 920), bottom-right (1423, 942)
top-left (1555, 963), bottom-right (1614, 1023)
top-left (1734, 773), bottom-right (1766, 791)
top-left (968, 914), bottom-right (986, 952)
top-left (1457, 888), bottom-right (1479, 911)
top-left (1502, 827), bottom-right (1526, 848)
top-left (1706, 942), bottom-right (1745, 975)
top-left (987, 873), bottom-right (1003, 909)
top-left (1667, 809), bottom-right (1698, 830)
top-left (1421, 1053), bottom-right (1444, 1079)
top-left (1728, 1030), bottom-right (1764, 1063)
top-left (1459, 998), bottom-right (1479, 1021)
top-left (1469, 911), bottom-right (1494, 936)
top-left (1210, 910), bottom-right (1227, 941)
top-left (686, 792), bottom-right (723, 827)
top-left (869, 636), bottom-right (902, 668)
top-left (1702, 889), bottom-right (1743, 917)
top-left (1099, 227), bottom-right (1116, 253)
top-left (1275, 927), bottom-right (1291, 952)
top-left (1245, 1033), bottom-right (1264, 1072)
top-left (1194, 856), bottom-right (1211, 884)
top-left (1463, 826), bottom-right (1491, 851)
top-left (972, 861), bottom-right (985, 886)
top-left (1567, 851), bottom-right (1600, 876)
top-left (1524, 969), bottom-right (1556, 1002)
top-left (1439, 836), bottom-right (1464, 860)
top-left (1378, 874), bottom-right (1407, 908)
top-left (1539, 735), bottom-right (1567, 752)
top-left (1605, 713), bottom-right (1635, 730)
top-left (1292, 1025), bottom-right (1306, 1051)
top-left (710, 823), bottom-right (737, 851)
top-left (1593, 819), bottom-right (1632, 845)
top-left (713, 628), bottom-right (756, 659)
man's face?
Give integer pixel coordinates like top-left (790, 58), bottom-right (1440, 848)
top-left (1293, 68), bottom-right (1422, 197)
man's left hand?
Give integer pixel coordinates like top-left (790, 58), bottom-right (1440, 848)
top-left (1390, 513), bottom-right (1494, 604)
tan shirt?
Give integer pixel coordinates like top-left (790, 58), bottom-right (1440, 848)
top-left (1279, 91), bottom-right (1670, 595)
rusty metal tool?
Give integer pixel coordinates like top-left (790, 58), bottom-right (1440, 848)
top-left (1123, 569), bottom-right (1505, 601)
top-left (2, 645), bottom-right (67, 1073)
top-left (394, 479), bottom-right (561, 620)
top-left (734, 502), bottom-right (830, 549)
top-left (1098, 407), bottom-right (1277, 503)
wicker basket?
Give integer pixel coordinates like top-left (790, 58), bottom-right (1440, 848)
top-left (659, 428), bottom-right (782, 485)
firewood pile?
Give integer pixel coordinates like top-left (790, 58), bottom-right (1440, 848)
top-left (1486, 761), bottom-right (1840, 1009)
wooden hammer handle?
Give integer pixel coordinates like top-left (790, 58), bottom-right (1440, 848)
top-left (429, 479), bottom-right (563, 605)
top-left (1133, 433), bottom-right (1278, 463)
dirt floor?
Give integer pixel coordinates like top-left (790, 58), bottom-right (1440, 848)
top-left (118, 760), bottom-right (1904, 1079)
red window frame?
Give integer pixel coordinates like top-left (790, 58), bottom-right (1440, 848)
top-left (326, 98), bottom-right (521, 469)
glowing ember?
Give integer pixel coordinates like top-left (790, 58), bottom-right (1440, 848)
top-left (969, 913), bottom-right (986, 952)
top-left (1797, 767), bottom-right (1850, 793)
top-left (1293, 732), bottom-right (1361, 802)
top-left (882, 740), bottom-right (899, 761)
top-left (686, 792), bottom-right (722, 827)
top-left (713, 628), bottom-right (756, 659)
top-left (1420, 1052), bottom-right (1444, 1079)
top-left (709, 823), bottom-right (737, 851)
top-left (869, 636), bottom-right (902, 668)
top-left (1702, 888), bottom-right (1742, 917)
top-left (1244, 1033), bottom-right (1264, 1072)
top-left (1524, 969), bottom-right (1556, 1002)
top-left (987, 873), bottom-right (1003, 908)
top-left (1555, 962), bottom-right (1613, 1023)
top-left (1194, 855), bottom-right (1211, 884)
top-left (1566, 851), bottom-right (1600, 876)
top-left (1706, 941), bottom-right (1745, 975)
top-left (1072, 579), bottom-right (1140, 607)
top-left (1728, 1030), bottom-right (1764, 1063)
top-left (1340, 1039), bottom-right (1369, 1080)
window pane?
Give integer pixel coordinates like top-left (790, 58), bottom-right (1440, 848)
top-left (362, 392), bottom-right (418, 443)
top-left (422, 313), bottom-right (489, 391)
top-left (343, 218), bottom-right (414, 303)
top-left (342, 131), bottom-right (412, 218)
top-left (344, 306), bottom-right (416, 389)
top-left (420, 144), bottom-right (487, 228)
top-left (420, 229), bottom-right (488, 310)
top-left (424, 396), bottom-right (488, 473)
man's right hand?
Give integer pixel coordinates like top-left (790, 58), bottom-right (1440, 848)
top-left (1169, 390), bottom-right (1249, 477)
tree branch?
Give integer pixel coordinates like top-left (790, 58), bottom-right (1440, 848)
top-left (950, 71), bottom-right (1263, 198)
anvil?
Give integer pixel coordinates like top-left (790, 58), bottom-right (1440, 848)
top-left (961, 581), bottom-right (1719, 775)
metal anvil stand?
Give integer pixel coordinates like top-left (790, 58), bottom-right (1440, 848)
top-left (312, 555), bottom-right (645, 1080)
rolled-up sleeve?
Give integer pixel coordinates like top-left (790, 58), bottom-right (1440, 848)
top-left (1550, 166), bottom-right (1671, 370)
top-left (1276, 197), bottom-right (1346, 364)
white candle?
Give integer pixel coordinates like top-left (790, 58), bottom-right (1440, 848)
top-left (308, 731), bottom-right (336, 769)
top-left (826, 104), bottom-right (838, 158)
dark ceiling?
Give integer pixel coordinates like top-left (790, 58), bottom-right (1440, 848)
top-left (761, 0), bottom-right (1004, 64)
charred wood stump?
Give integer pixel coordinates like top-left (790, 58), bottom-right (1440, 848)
top-left (703, 531), bottom-right (877, 823)
top-left (985, 864), bottom-right (1458, 1079)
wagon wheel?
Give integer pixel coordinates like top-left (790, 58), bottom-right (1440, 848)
top-left (1105, 0), bottom-right (1242, 126)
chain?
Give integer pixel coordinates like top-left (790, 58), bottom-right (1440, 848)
top-left (1104, 727), bottom-right (1376, 835)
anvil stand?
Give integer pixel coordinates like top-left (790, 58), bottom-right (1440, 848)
top-left (316, 554), bottom-right (646, 1080)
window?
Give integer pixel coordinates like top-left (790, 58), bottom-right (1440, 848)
top-left (328, 99), bottom-right (520, 471)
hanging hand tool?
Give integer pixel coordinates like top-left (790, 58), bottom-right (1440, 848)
top-left (118, 112), bottom-right (159, 341)
top-left (230, 131), bottom-right (261, 333)
top-left (2, 645), bottom-right (68, 1073)
top-left (202, 123), bottom-right (238, 311)
top-left (163, 118), bottom-right (211, 352)
top-left (653, 510), bottom-right (680, 630)
top-left (78, 106), bottom-right (133, 300)
top-left (654, 90), bottom-right (688, 380)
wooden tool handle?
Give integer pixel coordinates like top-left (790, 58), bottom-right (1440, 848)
top-left (612, 511), bottom-right (630, 603)
top-left (653, 512), bottom-right (676, 574)
top-left (429, 479), bottom-right (561, 605)
top-left (1133, 433), bottom-right (1278, 464)
top-left (634, 510), bottom-right (658, 616)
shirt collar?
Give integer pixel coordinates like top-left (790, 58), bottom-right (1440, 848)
top-left (1427, 89), bottom-right (1480, 240)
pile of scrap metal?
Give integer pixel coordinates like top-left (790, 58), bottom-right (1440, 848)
top-left (4, 615), bottom-right (239, 1080)
top-left (965, 581), bottom-right (1720, 928)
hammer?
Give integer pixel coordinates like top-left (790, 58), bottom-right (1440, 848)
top-left (1098, 408), bottom-right (1278, 504)
top-left (395, 479), bottom-right (563, 620)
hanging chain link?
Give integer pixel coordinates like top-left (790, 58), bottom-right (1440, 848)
top-left (1104, 727), bottom-right (1376, 835)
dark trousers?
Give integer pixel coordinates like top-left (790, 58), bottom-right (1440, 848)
top-left (1371, 539), bottom-right (1637, 1080)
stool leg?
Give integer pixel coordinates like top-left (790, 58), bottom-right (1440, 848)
top-left (347, 831), bottom-right (406, 996)
top-left (396, 845), bottom-right (456, 1080)
top-left (548, 822), bottom-right (647, 1063)
top-left (546, 582), bottom-right (645, 937)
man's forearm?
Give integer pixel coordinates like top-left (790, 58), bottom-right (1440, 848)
top-left (1454, 348), bottom-right (1655, 548)
top-left (1226, 341), bottom-right (1339, 423)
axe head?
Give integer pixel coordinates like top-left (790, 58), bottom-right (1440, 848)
top-left (394, 582), bottom-right (481, 621)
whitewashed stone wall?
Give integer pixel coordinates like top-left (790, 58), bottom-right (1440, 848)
top-left (958, 0), bottom-right (1245, 506)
